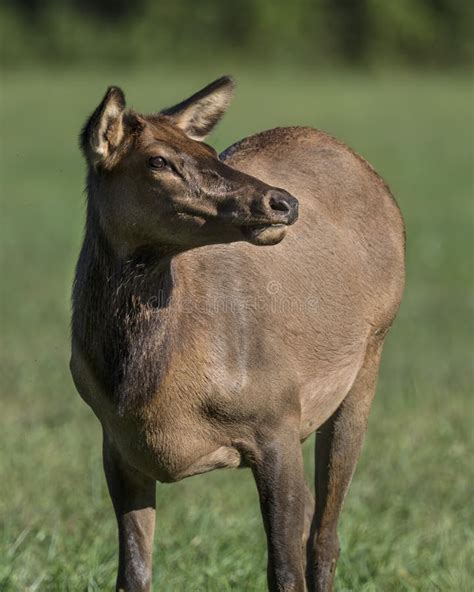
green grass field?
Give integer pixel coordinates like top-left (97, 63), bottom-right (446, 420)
top-left (1, 67), bottom-right (473, 591)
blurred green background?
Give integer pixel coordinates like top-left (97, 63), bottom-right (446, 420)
top-left (1, 2), bottom-right (473, 591)
top-left (1, 0), bottom-right (473, 68)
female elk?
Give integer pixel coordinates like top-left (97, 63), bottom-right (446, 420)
top-left (71, 76), bottom-right (405, 591)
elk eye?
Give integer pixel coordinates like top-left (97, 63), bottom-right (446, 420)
top-left (149, 156), bottom-right (167, 170)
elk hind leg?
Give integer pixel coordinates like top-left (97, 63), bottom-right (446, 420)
top-left (307, 338), bottom-right (383, 591)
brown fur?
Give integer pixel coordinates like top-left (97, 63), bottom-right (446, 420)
top-left (71, 77), bottom-right (405, 591)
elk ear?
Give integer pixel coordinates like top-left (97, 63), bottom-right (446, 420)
top-left (161, 76), bottom-right (235, 141)
top-left (80, 86), bottom-right (127, 168)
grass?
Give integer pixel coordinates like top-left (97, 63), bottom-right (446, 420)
top-left (1, 66), bottom-right (473, 591)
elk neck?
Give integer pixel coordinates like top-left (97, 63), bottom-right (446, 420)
top-left (73, 196), bottom-right (180, 413)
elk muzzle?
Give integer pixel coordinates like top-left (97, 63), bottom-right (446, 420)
top-left (240, 189), bottom-right (299, 246)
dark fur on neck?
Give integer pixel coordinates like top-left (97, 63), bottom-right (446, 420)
top-left (72, 200), bottom-right (176, 414)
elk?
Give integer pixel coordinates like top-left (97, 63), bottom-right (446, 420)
top-left (70, 76), bottom-right (405, 591)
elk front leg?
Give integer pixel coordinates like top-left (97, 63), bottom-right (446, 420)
top-left (307, 340), bottom-right (383, 592)
top-left (103, 434), bottom-right (156, 592)
top-left (251, 427), bottom-right (306, 592)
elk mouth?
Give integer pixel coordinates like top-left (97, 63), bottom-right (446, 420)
top-left (238, 189), bottom-right (298, 245)
top-left (240, 223), bottom-right (288, 246)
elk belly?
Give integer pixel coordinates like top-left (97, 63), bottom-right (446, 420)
top-left (165, 446), bottom-right (242, 481)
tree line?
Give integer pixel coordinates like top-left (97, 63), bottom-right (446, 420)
top-left (1, 0), bottom-right (472, 67)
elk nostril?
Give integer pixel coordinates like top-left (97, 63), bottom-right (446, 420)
top-left (269, 193), bottom-right (291, 214)
top-left (267, 190), bottom-right (299, 224)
